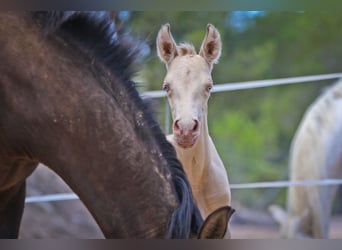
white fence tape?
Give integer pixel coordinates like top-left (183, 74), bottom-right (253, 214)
top-left (142, 73), bottom-right (342, 98)
top-left (25, 193), bottom-right (79, 203)
top-left (230, 179), bottom-right (342, 189)
top-left (25, 179), bottom-right (342, 203)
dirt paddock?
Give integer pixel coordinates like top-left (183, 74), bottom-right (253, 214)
top-left (19, 165), bottom-right (342, 239)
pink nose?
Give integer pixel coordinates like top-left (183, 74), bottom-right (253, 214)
top-left (173, 118), bottom-right (200, 136)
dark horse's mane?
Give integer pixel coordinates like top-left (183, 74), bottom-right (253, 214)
top-left (31, 11), bottom-right (203, 238)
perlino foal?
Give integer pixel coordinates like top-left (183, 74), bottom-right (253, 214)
top-left (269, 78), bottom-right (342, 238)
top-left (156, 23), bottom-right (232, 237)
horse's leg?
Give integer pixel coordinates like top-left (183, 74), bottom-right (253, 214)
top-left (314, 185), bottom-right (339, 238)
top-left (0, 181), bottom-right (26, 238)
top-left (0, 159), bottom-right (37, 238)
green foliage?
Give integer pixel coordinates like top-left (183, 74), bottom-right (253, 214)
top-left (209, 99), bottom-right (282, 207)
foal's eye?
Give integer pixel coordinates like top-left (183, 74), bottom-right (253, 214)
top-left (205, 84), bottom-right (213, 92)
top-left (163, 83), bottom-right (170, 92)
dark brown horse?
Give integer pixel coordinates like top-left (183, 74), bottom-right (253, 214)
top-left (0, 12), bottom-right (234, 238)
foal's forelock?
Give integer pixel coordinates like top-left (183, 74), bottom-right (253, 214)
top-left (177, 43), bottom-right (197, 56)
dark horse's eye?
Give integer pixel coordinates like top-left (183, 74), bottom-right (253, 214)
top-left (163, 82), bottom-right (170, 92)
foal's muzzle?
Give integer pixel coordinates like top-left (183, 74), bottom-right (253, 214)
top-left (173, 118), bottom-right (200, 148)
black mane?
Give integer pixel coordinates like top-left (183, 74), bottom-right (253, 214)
top-left (31, 11), bottom-right (203, 238)
top-left (32, 11), bottom-right (139, 82)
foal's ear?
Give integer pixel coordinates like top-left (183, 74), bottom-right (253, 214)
top-left (199, 24), bottom-right (222, 70)
top-left (156, 23), bottom-right (178, 66)
top-left (198, 206), bottom-right (235, 239)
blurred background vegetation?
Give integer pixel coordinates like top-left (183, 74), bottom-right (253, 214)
top-left (116, 12), bottom-right (342, 211)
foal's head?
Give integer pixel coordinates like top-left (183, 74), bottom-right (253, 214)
top-left (157, 23), bottom-right (221, 148)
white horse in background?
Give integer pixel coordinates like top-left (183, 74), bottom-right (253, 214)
top-left (156, 23), bottom-right (232, 237)
top-left (269, 78), bottom-right (342, 238)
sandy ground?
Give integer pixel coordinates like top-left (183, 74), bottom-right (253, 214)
top-left (19, 165), bottom-right (342, 239)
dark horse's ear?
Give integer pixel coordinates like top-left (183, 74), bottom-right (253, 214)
top-left (197, 206), bottom-right (235, 239)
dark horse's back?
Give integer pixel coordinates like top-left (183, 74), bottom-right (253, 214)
top-left (0, 12), bottom-right (203, 238)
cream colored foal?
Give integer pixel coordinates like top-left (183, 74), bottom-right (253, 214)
top-left (156, 23), bottom-right (232, 237)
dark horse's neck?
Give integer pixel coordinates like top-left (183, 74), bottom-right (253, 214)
top-left (0, 12), bottom-right (202, 238)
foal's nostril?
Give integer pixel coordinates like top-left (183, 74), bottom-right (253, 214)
top-left (192, 119), bottom-right (199, 133)
top-left (173, 119), bottom-right (181, 133)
